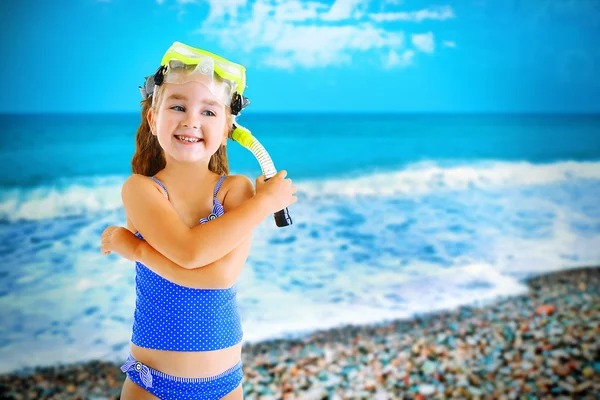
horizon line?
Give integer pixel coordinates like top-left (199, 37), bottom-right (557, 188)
top-left (2, 111), bottom-right (600, 117)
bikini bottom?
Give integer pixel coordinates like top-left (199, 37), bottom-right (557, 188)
top-left (120, 353), bottom-right (243, 399)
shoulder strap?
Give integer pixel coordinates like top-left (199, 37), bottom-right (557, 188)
top-left (213, 175), bottom-right (227, 199)
top-left (150, 176), bottom-right (169, 199)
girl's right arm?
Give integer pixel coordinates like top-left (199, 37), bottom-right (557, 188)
top-left (122, 171), bottom-right (295, 270)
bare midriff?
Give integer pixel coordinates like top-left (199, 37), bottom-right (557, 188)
top-left (130, 342), bottom-right (242, 378)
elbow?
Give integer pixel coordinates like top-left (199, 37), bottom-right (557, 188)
top-left (181, 261), bottom-right (200, 270)
top-left (180, 255), bottom-right (198, 270)
top-left (181, 246), bottom-right (207, 270)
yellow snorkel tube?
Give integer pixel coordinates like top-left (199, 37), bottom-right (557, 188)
top-left (230, 122), bottom-right (292, 227)
top-left (140, 42), bottom-right (292, 227)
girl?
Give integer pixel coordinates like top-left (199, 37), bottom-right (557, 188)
top-left (100, 42), bottom-right (297, 399)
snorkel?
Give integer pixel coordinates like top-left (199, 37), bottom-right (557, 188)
top-left (140, 42), bottom-right (292, 227)
top-left (230, 121), bottom-right (292, 227)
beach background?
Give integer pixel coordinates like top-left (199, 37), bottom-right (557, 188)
top-left (1, 0), bottom-right (599, 399)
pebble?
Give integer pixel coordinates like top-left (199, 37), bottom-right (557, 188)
top-left (1, 266), bottom-right (599, 399)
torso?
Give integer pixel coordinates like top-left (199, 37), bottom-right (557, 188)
top-left (125, 173), bottom-right (248, 378)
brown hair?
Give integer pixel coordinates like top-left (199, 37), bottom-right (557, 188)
top-left (131, 86), bottom-right (233, 177)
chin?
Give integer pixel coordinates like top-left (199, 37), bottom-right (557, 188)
top-left (175, 155), bottom-right (208, 164)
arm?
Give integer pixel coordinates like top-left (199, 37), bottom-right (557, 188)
top-left (135, 240), bottom-right (183, 273)
top-left (101, 224), bottom-right (201, 279)
top-left (122, 174), bottom-right (263, 270)
top-left (101, 226), bottom-right (187, 281)
top-left (134, 174), bottom-right (254, 271)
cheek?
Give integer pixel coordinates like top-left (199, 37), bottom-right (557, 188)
top-left (213, 112), bottom-right (226, 124)
top-left (207, 115), bottom-right (227, 132)
top-left (155, 114), bottom-right (178, 133)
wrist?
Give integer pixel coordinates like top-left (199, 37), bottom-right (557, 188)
top-left (133, 239), bottom-right (145, 262)
top-left (250, 193), bottom-right (272, 219)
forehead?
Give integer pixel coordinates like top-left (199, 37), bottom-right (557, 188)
top-left (161, 82), bottom-right (224, 107)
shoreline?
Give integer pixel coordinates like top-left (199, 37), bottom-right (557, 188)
top-left (1, 265), bottom-right (598, 399)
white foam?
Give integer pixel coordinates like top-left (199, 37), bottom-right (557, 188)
top-left (300, 160), bottom-right (600, 198)
top-left (0, 176), bottom-right (126, 222)
top-left (2, 160), bottom-right (600, 222)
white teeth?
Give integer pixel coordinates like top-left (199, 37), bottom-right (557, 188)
top-left (176, 135), bottom-right (201, 143)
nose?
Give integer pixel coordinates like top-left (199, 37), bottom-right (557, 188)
top-left (181, 115), bottom-right (200, 130)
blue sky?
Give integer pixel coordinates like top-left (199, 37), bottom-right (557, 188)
top-left (1, 0), bottom-right (599, 113)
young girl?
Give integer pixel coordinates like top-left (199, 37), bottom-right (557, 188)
top-left (100, 42), bottom-right (297, 399)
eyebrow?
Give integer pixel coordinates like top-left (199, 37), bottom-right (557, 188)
top-left (165, 93), bottom-right (219, 106)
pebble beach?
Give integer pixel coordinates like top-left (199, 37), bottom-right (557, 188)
top-left (1, 265), bottom-right (599, 399)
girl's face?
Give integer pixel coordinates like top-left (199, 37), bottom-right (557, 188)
top-left (148, 81), bottom-right (228, 164)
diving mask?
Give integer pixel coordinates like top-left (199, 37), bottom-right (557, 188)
top-left (140, 42), bottom-right (250, 115)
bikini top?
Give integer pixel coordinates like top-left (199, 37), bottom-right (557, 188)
top-left (131, 175), bottom-right (243, 352)
top-left (150, 175), bottom-right (227, 223)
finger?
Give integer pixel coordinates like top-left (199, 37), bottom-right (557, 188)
top-left (278, 170), bottom-right (287, 179)
top-left (291, 186), bottom-right (297, 193)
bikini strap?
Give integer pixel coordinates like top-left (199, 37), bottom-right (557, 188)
top-left (213, 176), bottom-right (226, 199)
top-left (150, 176), bottom-right (223, 201)
top-left (150, 176), bottom-right (169, 199)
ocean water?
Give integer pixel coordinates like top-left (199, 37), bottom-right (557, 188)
top-left (1, 113), bottom-right (599, 373)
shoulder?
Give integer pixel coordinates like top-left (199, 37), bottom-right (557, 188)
top-left (121, 174), bottom-right (167, 200)
top-left (222, 174), bottom-right (255, 211)
top-left (223, 174), bottom-right (254, 194)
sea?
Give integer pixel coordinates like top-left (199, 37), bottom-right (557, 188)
top-left (1, 113), bottom-right (599, 373)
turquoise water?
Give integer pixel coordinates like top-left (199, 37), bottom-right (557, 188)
top-left (1, 113), bottom-right (599, 372)
top-left (1, 113), bottom-right (599, 187)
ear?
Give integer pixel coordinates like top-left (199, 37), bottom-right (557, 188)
top-left (147, 108), bottom-right (156, 136)
top-left (222, 123), bottom-right (230, 146)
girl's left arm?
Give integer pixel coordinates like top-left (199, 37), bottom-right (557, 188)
top-left (101, 226), bottom-right (187, 283)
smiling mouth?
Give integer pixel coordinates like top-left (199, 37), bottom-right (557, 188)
top-left (175, 135), bottom-right (203, 143)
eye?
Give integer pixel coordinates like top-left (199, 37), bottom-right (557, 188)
top-left (203, 110), bottom-right (216, 117)
top-left (170, 105), bottom-right (185, 112)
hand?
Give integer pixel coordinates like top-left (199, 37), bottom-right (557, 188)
top-left (255, 170), bottom-right (297, 213)
top-left (101, 226), bottom-right (142, 262)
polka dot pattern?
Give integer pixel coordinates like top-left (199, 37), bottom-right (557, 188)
top-left (131, 260), bottom-right (243, 351)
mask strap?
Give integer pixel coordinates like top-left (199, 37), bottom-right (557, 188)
top-left (231, 93), bottom-right (250, 115)
top-left (139, 66), bottom-right (167, 100)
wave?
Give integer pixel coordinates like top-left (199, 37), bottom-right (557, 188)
top-left (1, 160), bottom-right (599, 222)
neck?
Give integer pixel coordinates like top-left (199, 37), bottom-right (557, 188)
top-left (159, 158), bottom-right (217, 194)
